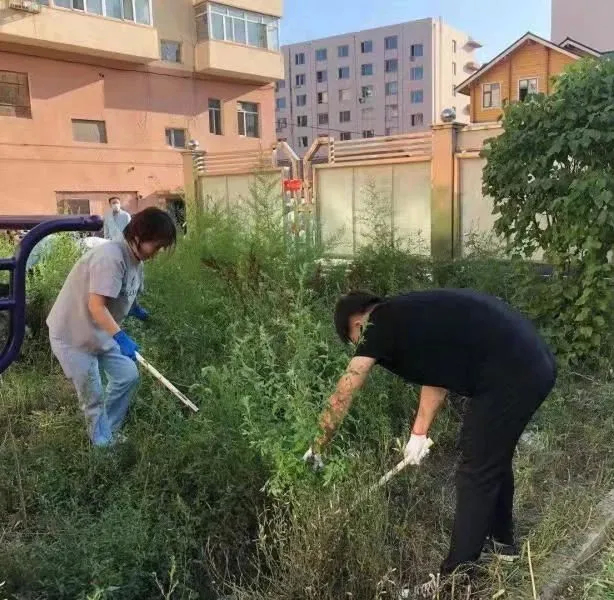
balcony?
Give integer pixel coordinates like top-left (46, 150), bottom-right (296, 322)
top-left (195, 39), bottom-right (283, 82)
top-left (0, 1), bottom-right (159, 62)
top-left (193, 0), bottom-right (283, 18)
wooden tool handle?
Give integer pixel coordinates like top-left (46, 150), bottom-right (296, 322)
top-left (135, 352), bottom-right (199, 413)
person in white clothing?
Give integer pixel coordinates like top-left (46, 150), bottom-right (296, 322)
top-left (103, 197), bottom-right (131, 242)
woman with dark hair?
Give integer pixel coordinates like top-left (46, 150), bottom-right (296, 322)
top-left (47, 207), bottom-right (176, 447)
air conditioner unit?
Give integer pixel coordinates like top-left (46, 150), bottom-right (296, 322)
top-left (358, 98), bottom-right (365, 103)
top-left (9, 0), bottom-right (41, 13)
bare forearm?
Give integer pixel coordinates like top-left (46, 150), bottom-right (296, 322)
top-left (412, 386), bottom-right (447, 435)
top-left (315, 391), bottom-right (351, 450)
top-left (88, 297), bottom-right (120, 337)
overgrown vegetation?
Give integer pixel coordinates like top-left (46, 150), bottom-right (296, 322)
top-left (483, 58), bottom-right (614, 365)
top-left (1, 172), bottom-right (614, 599)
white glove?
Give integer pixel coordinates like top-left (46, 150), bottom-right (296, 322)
top-left (303, 447), bottom-right (324, 471)
top-left (404, 434), bottom-right (432, 465)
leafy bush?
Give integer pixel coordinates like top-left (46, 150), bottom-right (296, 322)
top-left (483, 58), bottom-right (614, 365)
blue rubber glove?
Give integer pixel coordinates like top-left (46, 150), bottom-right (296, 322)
top-left (113, 330), bottom-right (139, 360)
top-left (128, 303), bottom-right (149, 322)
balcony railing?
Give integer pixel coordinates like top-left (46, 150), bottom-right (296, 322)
top-left (0, 0), bottom-right (160, 62)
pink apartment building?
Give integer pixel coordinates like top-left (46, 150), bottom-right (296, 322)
top-left (0, 0), bottom-right (284, 216)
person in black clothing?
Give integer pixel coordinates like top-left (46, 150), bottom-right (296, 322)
top-left (303, 289), bottom-right (556, 598)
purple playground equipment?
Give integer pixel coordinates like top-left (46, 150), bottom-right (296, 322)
top-left (0, 214), bottom-right (103, 374)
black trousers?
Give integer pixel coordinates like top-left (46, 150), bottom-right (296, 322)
top-left (440, 359), bottom-right (556, 574)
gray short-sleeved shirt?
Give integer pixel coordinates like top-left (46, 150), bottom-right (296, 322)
top-left (47, 240), bottom-right (143, 353)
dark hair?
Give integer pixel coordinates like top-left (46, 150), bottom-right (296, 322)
top-left (123, 207), bottom-right (177, 249)
top-left (108, 196), bottom-right (120, 204)
top-left (334, 291), bottom-right (382, 343)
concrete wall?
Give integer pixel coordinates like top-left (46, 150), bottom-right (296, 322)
top-left (187, 123), bottom-right (515, 260)
top-left (315, 160), bottom-right (431, 256)
top-left (552, 0), bottom-right (614, 52)
top-left (0, 49), bottom-right (275, 215)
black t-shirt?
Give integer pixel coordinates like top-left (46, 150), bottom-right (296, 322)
top-left (354, 289), bottom-right (552, 396)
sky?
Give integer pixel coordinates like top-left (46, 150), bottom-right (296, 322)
top-left (280, 0), bottom-right (552, 63)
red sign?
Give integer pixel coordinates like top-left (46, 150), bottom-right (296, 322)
top-left (283, 179), bottom-right (303, 192)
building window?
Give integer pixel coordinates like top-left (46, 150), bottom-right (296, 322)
top-left (0, 70), bottom-right (31, 118)
top-left (298, 136), bottom-right (309, 148)
top-left (208, 99), bottom-right (222, 135)
top-left (410, 66), bottom-right (423, 81)
top-left (72, 119), bottom-right (108, 143)
top-left (386, 104), bottom-right (399, 119)
top-left (385, 59), bottom-right (398, 73)
top-left (295, 73), bottom-right (306, 87)
top-left (56, 0), bottom-right (152, 24)
top-left (340, 132), bottom-right (352, 141)
top-left (276, 117), bottom-right (287, 131)
top-left (385, 127), bottom-right (398, 136)
top-left (297, 115), bottom-right (308, 127)
top-left (452, 62), bottom-right (457, 76)
top-left (160, 40), bottom-right (181, 63)
top-left (317, 91), bottom-right (328, 104)
top-left (385, 81), bottom-right (398, 96)
top-left (410, 43), bottom-right (424, 59)
top-left (338, 44), bottom-right (349, 58)
top-left (315, 48), bottom-right (327, 61)
top-left (339, 89), bottom-right (351, 102)
top-left (196, 3), bottom-right (280, 50)
top-left (384, 35), bottom-right (398, 50)
top-left (296, 94), bottom-right (307, 106)
top-left (338, 66), bottom-right (350, 79)
top-left (411, 113), bottom-right (424, 126)
top-left (361, 107), bottom-right (374, 120)
top-left (482, 82), bottom-right (501, 108)
top-left (237, 101), bottom-right (259, 137)
top-left (275, 80), bottom-right (285, 92)
top-left (452, 39), bottom-right (457, 53)
top-left (361, 85), bottom-right (374, 99)
top-left (519, 78), bottom-right (538, 101)
top-left (275, 97), bottom-right (286, 110)
top-left (316, 70), bottom-right (327, 83)
top-left (361, 40), bottom-right (373, 53)
top-left (410, 89), bottom-right (424, 104)
top-left (165, 127), bottom-right (187, 148)
top-left (339, 110), bottom-right (351, 123)
top-left (57, 198), bottom-right (91, 215)
top-left (362, 129), bottom-right (375, 138)
top-left (361, 63), bottom-right (373, 76)
top-left (295, 53), bottom-right (305, 65)
top-left (318, 113), bottom-right (329, 126)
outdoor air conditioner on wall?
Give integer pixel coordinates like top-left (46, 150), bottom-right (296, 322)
top-left (9, 0), bottom-right (42, 13)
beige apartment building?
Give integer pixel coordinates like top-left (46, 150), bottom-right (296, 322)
top-left (275, 18), bottom-right (480, 154)
top-left (552, 0), bottom-right (613, 52)
top-left (0, 0), bottom-right (283, 215)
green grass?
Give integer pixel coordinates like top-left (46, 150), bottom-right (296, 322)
top-left (2, 181), bottom-right (614, 599)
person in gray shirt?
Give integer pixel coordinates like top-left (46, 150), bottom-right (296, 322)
top-left (103, 196), bottom-right (131, 242)
top-left (47, 208), bottom-right (176, 447)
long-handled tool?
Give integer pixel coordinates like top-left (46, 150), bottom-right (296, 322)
top-left (135, 352), bottom-right (199, 413)
top-left (368, 438), bottom-right (434, 493)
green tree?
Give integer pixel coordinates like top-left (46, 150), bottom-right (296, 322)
top-left (483, 58), bottom-right (614, 364)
